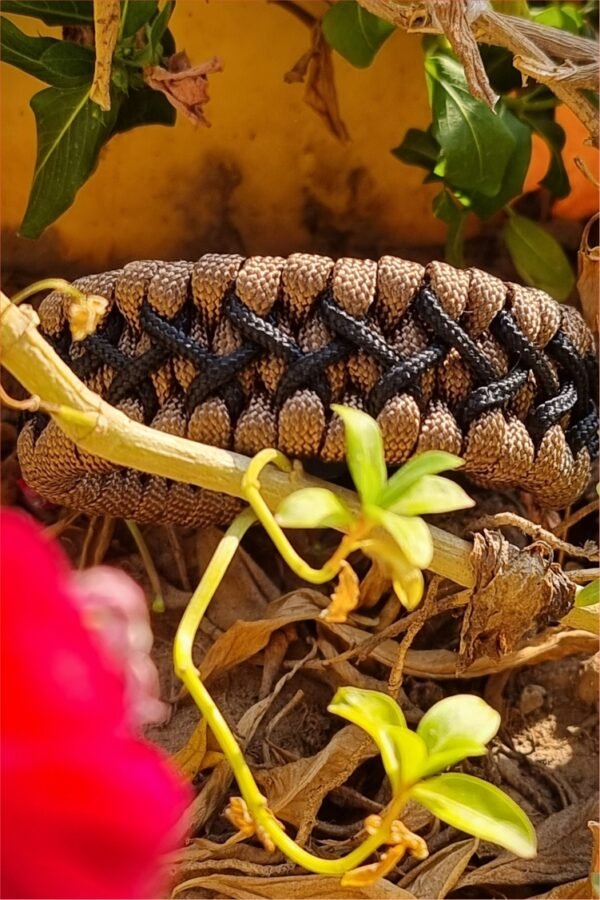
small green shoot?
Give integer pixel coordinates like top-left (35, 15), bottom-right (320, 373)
top-left (260, 405), bottom-right (474, 612)
top-left (330, 688), bottom-right (537, 862)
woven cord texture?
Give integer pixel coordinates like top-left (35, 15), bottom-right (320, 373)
top-left (18, 254), bottom-right (599, 525)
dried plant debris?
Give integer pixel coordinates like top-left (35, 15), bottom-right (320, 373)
top-left (460, 530), bottom-right (577, 666)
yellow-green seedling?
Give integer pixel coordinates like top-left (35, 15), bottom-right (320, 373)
top-left (329, 688), bottom-right (537, 885)
top-left (269, 405), bottom-right (474, 610)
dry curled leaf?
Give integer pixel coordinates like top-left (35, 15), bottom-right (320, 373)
top-left (174, 872), bottom-right (416, 898)
top-left (171, 719), bottom-right (223, 781)
top-left (254, 725), bottom-right (377, 842)
top-left (321, 560), bottom-right (360, 623)
top-left (398, 838), bottom-right (478, 899)
top-left (144, 51), bottom-right (223, 126)
top-left (284, 25), bottom-right (349, 142)
top-left (459, 530), bottom-right (576, 667)
top-left (90, 0), bottom-right (120, 111)
top-left (459, 795), bottom-right (598, 890)
top-left (577, 213), bottom-right (599, 332)
top-left (198, 590), bottom-right (322, 682)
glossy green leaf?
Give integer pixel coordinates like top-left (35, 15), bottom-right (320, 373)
top-left (379, 450), bottom-right (464, 509)
top-left (369, 507), bottom-right (433, 569)
top-left (275, 487), bottom-right (354, 531)
top-left (388, 475), bottom-right (474, 517)
top-left (469, 106), bottom-right (532, 218)
top-left (386, 726), bottom-right (429, 789)
top-left (531, 3), bottom-right (584, 34)
top-left (120, 0), bottom-right (157, 38)
top-left (322, 0), bottom-right (394, 68)
top-left (503, 212), bottom-right (575, 300)
top-left (418, 695), bottom-right (500, 751)
top-left (331, 405), bottom-right (387, 505)
top-left (392, 127), bottom-right (440, 172)
top-left (426, 53), bottom-right (515, 197)
top-left (0, 16), bottom-right (54, 80)
top-left (0, 1), bottom-right (93, 25)
top-left (433, 188), bottom-right (468, 267)
top-left (523, 113), bottom-right (569, 199)
top-left (20, 85), bottom-right (121, 239)
top-left (113, 85), bottom-right (175, 133)
top-left (576, 579), bottom-right (599, 608)
top-left (0, 17), bottom-right (94, 87)
top-left (412, 773), bottom-right (537, 858)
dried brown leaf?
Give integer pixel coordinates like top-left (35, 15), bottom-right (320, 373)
top-left (578, 213), bottom-right (599, 332)
top-left (173, 872), bottom-right (415, 898)
top-left (171, 718), bottom-right (223, 780)
top-left (144, 51), bottom-right (222, 126)
top-left (90, 0), bottom-right (119, 111)
top-left (459, 530), bottom-right (576, 667)
top-left (459, 795), bottom-right (598, 889)
top-left (255, 725), bottom-right (377, 841)
top-left (284, 25), bottom-right (349, 141)
top-left (399, 838), bottom-right (478, 898)
top-left (318, 619), bottom-right (596, 678)
top-left (198, 590), bottom-right (321, 681)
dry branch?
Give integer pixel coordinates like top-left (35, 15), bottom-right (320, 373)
top-left (355, 0), bottom-right (599, 146)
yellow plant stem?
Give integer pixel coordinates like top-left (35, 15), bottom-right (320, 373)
top-left (243, 449), bottom-right (370, 584)
top-left (173, 507), bottom-right (410, 875)
top-left (11, 278), bottom-right (83, 307)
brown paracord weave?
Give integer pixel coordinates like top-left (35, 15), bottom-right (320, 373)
top-left (17, 254), bottom-right (599, 524)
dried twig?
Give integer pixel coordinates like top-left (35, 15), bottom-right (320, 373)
top-left (355, 0), bottom-right (599, 145)
top-left (475, 512), bottom-right (599, 562)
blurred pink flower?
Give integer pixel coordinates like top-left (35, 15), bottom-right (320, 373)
top-left (1, 509), bottom-right (191, 899)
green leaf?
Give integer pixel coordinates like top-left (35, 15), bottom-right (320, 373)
top-left (369, 507), bottom-right (433, 569)
top-left (20, 84), bottom-right (121, 239)
top-left (531, 3), bottom-right (584, 34)
top-left (0, 16), bottom-right (54, 81)
top-left (416, 695), bottom-right (500, 775)
top-left (388, 475), bottom-right (474, 517)
top-left (322, 0), bottom-right (394, 68)
top-left (469, 106), bottom-right (532, 218)
top-left (412, 773), bottom-right (537, 858)
top-left (379, 451), bottom-right (464, 509)
top-left (0, 1), bottom-right (93, 25)
top-left (120, 0), bottom-right (157, 38)
top-left (331, 405), bottom-right (387, 505)
top-left (523, 113), bottom-right (570, 199)
top-left (39, 41), bottom-right (94, 86)
top-left (113, 85), bottom-right (175, 133)
top-left (426, 53), bottom-right (516, 197)
top-left (0, 18), bottom-right (94, 86)
top-left (503, 212), bottom-right (575, 300)
top-left (392, 127), bottom-right (440, 173)
top-left (576, 579), bottom-right (599, 608)
top-left (433, 189), bottom-right (468, 267)
top-left (329, 687), bottom-right (422, 790)
top-left (275, 487), bottom-right (354, 531)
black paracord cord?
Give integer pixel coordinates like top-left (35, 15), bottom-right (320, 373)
top-left (44, 281), bottom-right (599, 461)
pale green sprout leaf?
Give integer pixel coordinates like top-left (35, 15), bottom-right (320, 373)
top-left (331, 404), bottom-right (387, 505)
top-left (388, 474), bottom-right (474, 517)
top-left (420, 740), bottom-right (489, 779)
top-left (417, 695), bottom-right (501, 752)
top-left (378, 450), bottom-right (464, 509)
top-left (275, 487), bottom-right (354, 531)
top-left (411, 773), bottom-right (537, 858)
top-left (329, 687), bottom-right (425, 791)
top-left (362, 536), bottom-right (424, 610)
top-left (575, 579), bottom-right (599, 608)
top-left (368, 506), bottom-right (433, 569)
